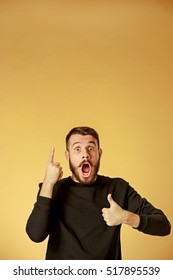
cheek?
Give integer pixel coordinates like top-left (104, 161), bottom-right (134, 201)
top-left (69, 155), bottom-right (80, 166)
top-left (93, 152), bottom-right (100, 161)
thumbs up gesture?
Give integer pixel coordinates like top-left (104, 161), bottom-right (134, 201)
top-left (102, 194), bottom-right (126, 227)
top-left (40, 147), bottom-right (63, 198)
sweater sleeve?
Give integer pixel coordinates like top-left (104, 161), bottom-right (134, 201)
top-left (126, 184), bottom-right (171, 236)
top-left (26, 195), bottom-right (52, 242)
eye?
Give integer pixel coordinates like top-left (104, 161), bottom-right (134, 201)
top-left (74, 146), bottom-right (81, 152)
top-left (88, 146), bottom-right (95, 151)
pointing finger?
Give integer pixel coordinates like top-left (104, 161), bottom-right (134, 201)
top-left (48, 147), bottom-right (55, 164)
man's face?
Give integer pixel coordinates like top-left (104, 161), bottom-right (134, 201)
top-left (65, 134), bottom-right (102, 185)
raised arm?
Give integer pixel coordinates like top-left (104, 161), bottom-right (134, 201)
top-left (26, 148), bottom-right (63, 242)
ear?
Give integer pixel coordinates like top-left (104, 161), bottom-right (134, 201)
top-left (65, 150), bottom-right (69, 161)
top-left (99, 148), bottom-right (103, 157)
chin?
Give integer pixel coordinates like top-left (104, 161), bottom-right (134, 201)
top-left (79, 175), bottom-right (97, 185)
top-left (80, 180), bottom-right (94, 186)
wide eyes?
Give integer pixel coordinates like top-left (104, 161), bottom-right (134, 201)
top-left (74, 147), bottom-right (81, 152)
top-left (88, 146), bottom-right (95, 151)
top-left (74, 146), bottom-right (95, 152)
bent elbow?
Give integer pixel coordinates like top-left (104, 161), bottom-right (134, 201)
top-left (26, 232), bottom-right (46, 243)
top-left (137, 214), bottom-right (171, 236)
top-left (163, 221), bottom-right (171, 236)
top-left (26, 225), bottom-right (48, 243)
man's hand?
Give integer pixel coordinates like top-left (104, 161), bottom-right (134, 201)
top-left (39, 147), bottom-right (63, 198)
top-left (44, 147), bottom-right (63, 185)
top-left (102, 194), bottom-right (140, 228)
top-left (102, 194), bottom-right (126, 226)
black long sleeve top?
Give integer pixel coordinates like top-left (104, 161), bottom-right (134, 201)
top-left (26, 175), bottom-right (171, 259)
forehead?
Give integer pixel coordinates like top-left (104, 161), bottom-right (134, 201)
top-left (68, 134), bottom-right (97, 147)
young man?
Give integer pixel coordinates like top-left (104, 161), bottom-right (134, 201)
top-left (26, 126), bottom-right (171, 259)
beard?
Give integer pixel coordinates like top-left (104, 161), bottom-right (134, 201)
top-left (69, 157), bottom-right (101, 185)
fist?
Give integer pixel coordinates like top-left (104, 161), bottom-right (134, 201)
top-left (102, 194), bottom-right (125, 226)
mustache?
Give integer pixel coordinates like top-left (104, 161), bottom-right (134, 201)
top-left (78, 160), bottom-right (93, 167)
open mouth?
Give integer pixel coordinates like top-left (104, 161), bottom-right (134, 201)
top-left (81, 162), bottom-right (91, 177)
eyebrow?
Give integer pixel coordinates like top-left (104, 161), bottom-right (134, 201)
top-left (72, 141), bottom-right (96, 147)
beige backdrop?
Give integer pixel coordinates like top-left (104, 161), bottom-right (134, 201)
top-left (0, 0), bottom-right (172, 260)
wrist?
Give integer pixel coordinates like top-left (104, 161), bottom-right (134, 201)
top-left (123, 210), bottom-right (140, 228)
top-left (39, 179), bottom-right (54, 198)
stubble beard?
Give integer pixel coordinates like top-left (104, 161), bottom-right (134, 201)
top-left (69, 157), bottom-right (101, 185)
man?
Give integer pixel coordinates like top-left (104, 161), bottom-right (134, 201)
top-left (26, 126), bottom-right (171, 259)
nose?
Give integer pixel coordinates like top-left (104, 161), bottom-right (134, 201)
top-left (82, 154), bottom-right (89, 159)
top-left (82, 149), bottom-right (90, 160)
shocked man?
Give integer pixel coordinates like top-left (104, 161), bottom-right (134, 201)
top-left (26, 126), bottom-right (171, 259)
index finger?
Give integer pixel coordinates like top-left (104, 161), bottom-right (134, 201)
top-left (48, 146), bottom-right (55, 164)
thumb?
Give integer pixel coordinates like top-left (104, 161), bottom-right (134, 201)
top-left (48, 146), bottom-right (55, 164)
top-left (107, 193), bottom-right (115, 207)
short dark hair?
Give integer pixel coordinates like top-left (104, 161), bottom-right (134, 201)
top-left (66, 126), bottom-right (100, 150)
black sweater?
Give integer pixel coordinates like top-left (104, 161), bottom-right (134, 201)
top-left (26, 175), bottom-right (171, 259)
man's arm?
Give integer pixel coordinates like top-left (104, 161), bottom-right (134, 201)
top-left (102, 194), bottom-right (140, 228)
top-left (102, 193), bottom-right (171, 236)
top-left (26, 195), bottom-right (52, 242)
top-left (26, 147), bottom-right (63, 242)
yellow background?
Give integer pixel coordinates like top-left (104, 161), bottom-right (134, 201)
top-left (0, 0), bottom-right (172, 259)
